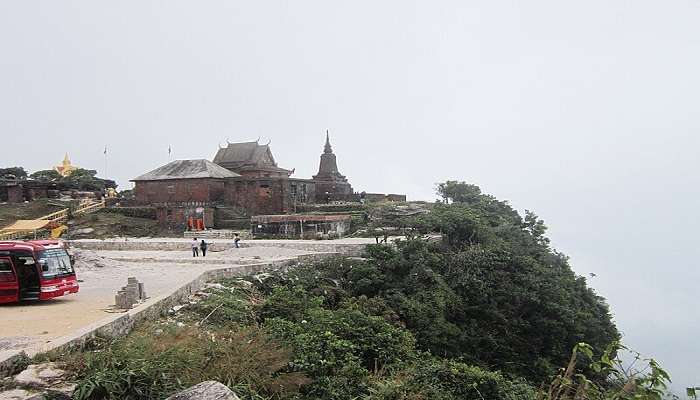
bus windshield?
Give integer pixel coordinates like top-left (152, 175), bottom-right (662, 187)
top-left (37, 249), bottom-right (74, 278)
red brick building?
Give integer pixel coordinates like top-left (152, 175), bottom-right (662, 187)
top-left (213, 140), bottom-right (315, 215)
top-left (130, 137), bottom-right (405, 230)
top-left (131, 159), bottom-right (239, 229)
top-left (224, 176), bottom-right (315, 216)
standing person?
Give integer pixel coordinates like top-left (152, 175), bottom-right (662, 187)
top-left (200, 239), bottom-right (208, 257)
top-left (233, 233), bottom-right (241, 249)
top-left (191, 238), bottom-right (199, 257)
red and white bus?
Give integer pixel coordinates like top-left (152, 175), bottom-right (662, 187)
top-left (0, 240), bottom-right (79, 304)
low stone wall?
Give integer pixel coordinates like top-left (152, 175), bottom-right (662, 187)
top-left (239, 241), bottom-right (368, 257)
top-left (69, 239), bottom-right (370, 257)
top-left (0, 253), bottom-right (335, 377)
top-left (69, 240), bottom-right (234, 252)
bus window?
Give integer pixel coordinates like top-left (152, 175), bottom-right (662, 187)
top-left (0, 259), bottom-right (15, 282)
top-left (37, 249), bottom-right (74, 278)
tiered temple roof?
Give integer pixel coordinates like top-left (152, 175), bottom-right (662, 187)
top-left (213, 141), bottom-right (292, 177)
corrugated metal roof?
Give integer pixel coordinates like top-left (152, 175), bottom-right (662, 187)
top-left (131, 159), bottom-right (240, 181)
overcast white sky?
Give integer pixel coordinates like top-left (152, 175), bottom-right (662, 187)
top-left (1, 1), bottom-right (698, 393)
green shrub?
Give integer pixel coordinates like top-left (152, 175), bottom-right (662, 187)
top-left (70, 325), bottom-right (308, 400)
top-left (260, 286), bottom-right (324, 322)
top-left (366, 358), bottom-right (535, 400)
top-left (190, 285), bottom-right (261, 327)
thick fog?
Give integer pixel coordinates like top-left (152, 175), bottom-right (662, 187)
top-left (1, 1), bottom-right (698, 393)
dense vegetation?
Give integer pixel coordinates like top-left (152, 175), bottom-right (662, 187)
top-left (62, 181), bottom-right (654, 399)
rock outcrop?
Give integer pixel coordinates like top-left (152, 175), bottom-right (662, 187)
top-left (165, 381), bottom-right (240, 400)
top-left (0, 362), bottom-right (75, 399)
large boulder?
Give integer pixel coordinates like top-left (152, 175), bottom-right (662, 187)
top-left (11, 363), bottom-right (75, 397)
top-left (13, 363), bottom-right (65, 387)
top-left (165, 381), bottom-right (240, 400)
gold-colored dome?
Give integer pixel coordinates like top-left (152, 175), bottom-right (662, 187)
top-left (54, 153), bottom-right (79, 177)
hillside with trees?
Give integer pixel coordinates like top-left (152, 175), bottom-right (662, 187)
top-left (44, 182), bottom-right (675, 400)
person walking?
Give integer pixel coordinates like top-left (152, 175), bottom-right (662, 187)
top-left (191, 238), bottom-right (199, 257)
top-left (200, 239), bottom-right (208, 257)
top-left (233, 233), bottom-right (241, 249)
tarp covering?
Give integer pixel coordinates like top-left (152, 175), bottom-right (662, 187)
top-left (1, 220), bottom-right (51, 231)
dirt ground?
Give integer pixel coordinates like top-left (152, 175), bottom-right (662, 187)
top-left (0, 246), bottom-right (321, 354)
top-left (66, 212), bottom-right (174, 240)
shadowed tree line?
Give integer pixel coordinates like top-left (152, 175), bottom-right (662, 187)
top-left (0, 166), bottom-right (116, 191)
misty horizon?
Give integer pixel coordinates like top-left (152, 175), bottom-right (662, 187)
top-left (1, 1), bottom-right (698, 394)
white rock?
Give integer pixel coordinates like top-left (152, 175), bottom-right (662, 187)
top-left (165, 381), bottom-right (240, 400)
top-left (13, 362), bottom-right (65, 387)
top-left (205, 283), bottom-right (226, 290)
top-left (0, 389), bottom-right (44, 400)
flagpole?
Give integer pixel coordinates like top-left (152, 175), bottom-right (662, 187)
top-left (103, 146), bottom-right (108, 178)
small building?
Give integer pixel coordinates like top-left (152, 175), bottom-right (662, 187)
top-left (131, 159), bottom-right (240, 229)
top-left (251, 214), bottom-right (352, 239)
top-left (312, 132), bottom-right (354, 202)
top-left (0, 179), bottom-right (24, 203)
top-left (0, 179), bottom-right (57, 203)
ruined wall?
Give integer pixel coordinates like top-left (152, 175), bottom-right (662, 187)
top-left (223, 178), bottom-right (316, 215)
top-left (313, 180), bottom-right (354, 203)
top-left (6, 185), bottom-right (24, 203)
top-left (364, 193), bottom-right (407, 203)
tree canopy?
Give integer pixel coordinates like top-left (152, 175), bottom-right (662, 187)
top-left (254, 181), bottom-right (619, 384)
top-left (0, 166), bottom-right (27, 180)
top-left (29, 169), bottom-right (62, 182)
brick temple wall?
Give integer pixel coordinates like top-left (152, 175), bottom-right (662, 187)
top-left (223, 177), bottom-right (315, 215)
top-left (133, 179), bottom-right (225, 205)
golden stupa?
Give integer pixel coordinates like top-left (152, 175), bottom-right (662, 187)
top-left (54, 154), bottom-right (79, 177)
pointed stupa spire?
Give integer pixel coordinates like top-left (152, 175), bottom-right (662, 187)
top-left (324, 130), bottom-right (333, 154)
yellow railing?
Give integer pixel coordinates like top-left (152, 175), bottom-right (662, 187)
top-left (0, 199), bottom-right (105, 241)
top-left (74, 199), bottom-right (105, 215)
top-left (42, 208), bottom-right (70, 224)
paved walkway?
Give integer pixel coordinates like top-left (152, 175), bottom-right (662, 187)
top-left (0, 246), bottom-right (321, 354)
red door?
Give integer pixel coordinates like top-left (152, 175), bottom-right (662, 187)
top-left (0, 257), bottom-right (19, 304)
